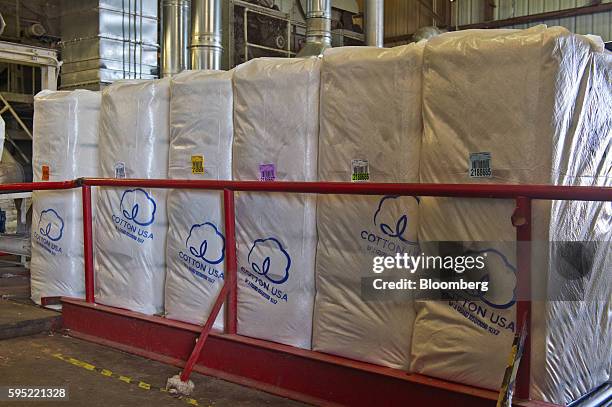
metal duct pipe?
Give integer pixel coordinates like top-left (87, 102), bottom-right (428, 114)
top-left (366, 0), bottom-right (384, 47)
top-left (161, 0), bottom-right (191, 77)
top-left (190, 0), bottom-right (222, 70)
top-left (297, 0), bottom-right (331, 57)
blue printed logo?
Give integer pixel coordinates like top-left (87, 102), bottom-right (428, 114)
top-left (38, 209), bottom-right (64, 242)
top-left (466, 248), bottom-right (517, 309)
top-left (186, 222), bottom-right (225, 265)
top-left (119, 188), bottom-right (157, 226)
top-left (373, 196), bottom-right (419, 244)
top-left (247, 237), bottom-right (291, 284)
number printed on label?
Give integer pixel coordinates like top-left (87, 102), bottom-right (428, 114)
top-left (469, 152), bottom-right (492, 178)
top-left (259, 163), bottom-right (276, 181)
top-left (191, 155), bottom-right (204, 174)
top-left (351, 159), bottom-right (370, 182)
top-left (114, 162), bottom-right (126, 179)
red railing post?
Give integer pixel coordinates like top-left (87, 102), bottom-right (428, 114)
top-left (179, 282), bottom-right (230, 382)
top-left (82, 184), bottom-right (95, 303)
top-left (513, 196), bottom-right (532, 400)
top-left (223, 188), bottom-right (238, 335)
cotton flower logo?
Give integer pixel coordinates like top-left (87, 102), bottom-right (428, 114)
top-left (38, 208), bottom-right (64, 242)
top-left (247, 237), bottom-right (291, 284)
top-left (186, 222), bottom-right (225, 265)
top-left (119, 188), bottom-right (157, 226)
top-left (373, 195), bottom-right (419, 244)
top-left (468, 248), bottom-right (517, 309)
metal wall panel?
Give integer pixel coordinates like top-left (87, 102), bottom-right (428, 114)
top-left (385, 0), bottom-right (450, 44)
top-left (453, 0), bottom-right (611, 42)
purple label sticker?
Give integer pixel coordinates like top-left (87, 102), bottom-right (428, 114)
top-left (259, 164), bottom-right (276, 181)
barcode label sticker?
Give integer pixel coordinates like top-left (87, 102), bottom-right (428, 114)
top-left (114, 162), bottom-right (126, 179)
top-left (351, 159), bottom-right (370, 182)
top-left (191, 155), bottom-right (204, 174)
top-left (469, 152), bottom-right (492, 178)
top-left (259, 163), bottom-right (276, 181)
top-left (41, 165), bottom-right (50, 181)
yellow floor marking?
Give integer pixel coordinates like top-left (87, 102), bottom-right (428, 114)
top-left (138, 382), bottom-right (151, 390)
top-left (49, 352), bottom-right (201, 406)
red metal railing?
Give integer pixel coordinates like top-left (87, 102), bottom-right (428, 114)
top-left (7, 177), bottom-right (612, 402)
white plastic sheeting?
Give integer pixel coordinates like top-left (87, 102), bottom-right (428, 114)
top-left (0, 115), bottom-right (4, 159)
top-left (30, 90), bottom-right (100, 304)
top-left (95, 79), bottom-right (170, 315)
top-left (165, 70), bottom-right (233, 329)
top-left (0, 116), bottom-right (25, 184)
top-left (233, 57), bottom-right (320, 349)
top-left (313, 44), bottom-right (424, 370)
top-left (411, 26), bottom-right (611, 404)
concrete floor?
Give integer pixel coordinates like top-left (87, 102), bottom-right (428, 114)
top-left (0, 264), bottom-right (307, 406)
top-left (0, 298), bottom-right (60, 340)
top-left (0, 333), bottom-right (309, 407)
top-left (0, 264), bottom-right (29, 299)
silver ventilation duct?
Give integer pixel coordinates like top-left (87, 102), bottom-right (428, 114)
top-left (60, 0), bottom-right (159, 89)
top-left (190, 0), bottom-right (223, 70)
top-left (161, 0), bottom-right (191, 77)
top-left (365, 0), bottom-right (384, 47)
top-left (297, 0), bottom-right (332, 57)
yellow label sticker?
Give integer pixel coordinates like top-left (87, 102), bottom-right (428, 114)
top-left (191, 155), bottom-right (204, 174)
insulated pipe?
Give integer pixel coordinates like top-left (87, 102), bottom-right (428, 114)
top-left (190, 0), bottom-right (222, 70)
top-left (161, 0), bottom-right (191, 77)
top-left (297, 0), bottom-right (331, 57)
top-left (366, 0), bottom-right (384, 47)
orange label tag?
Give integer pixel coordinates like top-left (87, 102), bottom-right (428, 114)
top-left (42, 165), bottom-right (50, 181)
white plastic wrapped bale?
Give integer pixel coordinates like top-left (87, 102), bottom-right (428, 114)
top-left (233, 57), bottom-right (320, 349)
top-left (0, 116), bottom-right (25, 184)
top-left (313, 44), bottom-right (423, 370)
top-left (165, 70), bottom-right (233, 329)
top-left (30, 90), bottom-right (100, 304)
top-left (0, 115), bottom-right (4, 159)
top-left (95, 79), bottom-right (170, 315)
top-left (412, 26), bottom-right (611, 404)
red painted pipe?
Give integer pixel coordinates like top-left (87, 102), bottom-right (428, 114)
top-left (223, 189), bottom-right (238, 335)
top-left (0, 180), bottom-right (78, 193)
top-left (82, 185), bottom-right (95, 303)
top-left (80, 178), bottom-right (612, 201)
top-left (1, 178), bottom-right (609, 201)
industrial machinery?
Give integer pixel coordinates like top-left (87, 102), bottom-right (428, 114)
top-left (59, 0), bottom-right (159, 89)
top-left (229, 0), bottom-right (363, 67)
